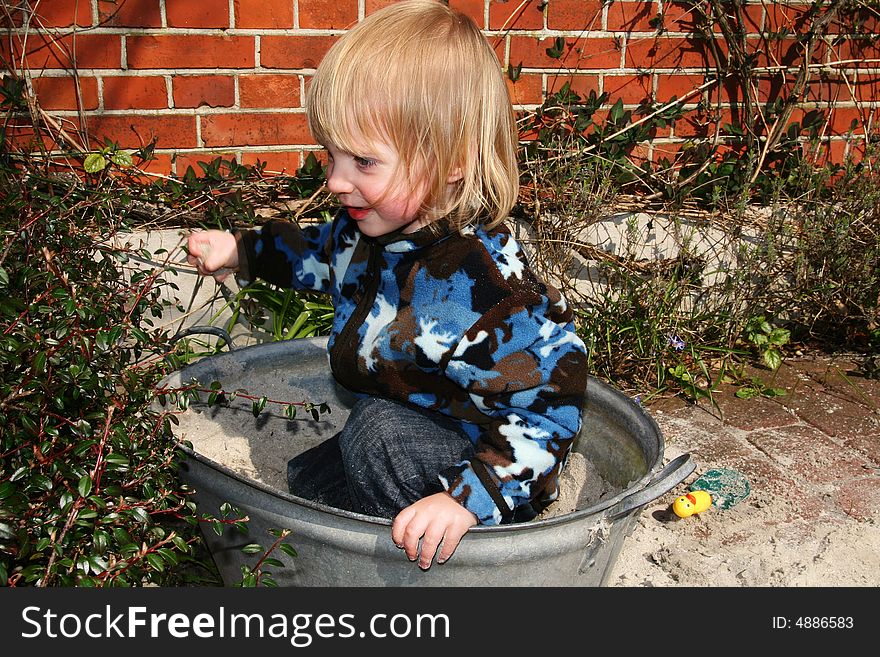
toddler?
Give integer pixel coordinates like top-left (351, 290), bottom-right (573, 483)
top-left (187, 0), bottom-right (589, 570)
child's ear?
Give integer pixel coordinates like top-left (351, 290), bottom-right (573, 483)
top-left (447, 166), bottom-right (464, 183)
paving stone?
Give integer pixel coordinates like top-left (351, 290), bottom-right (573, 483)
top-left (834, 476), bottom-right (880, 523)
top-left (776, 382), bottom-right (879, 438)
top-left (841, 430), bottom-right (880, 466)
top-left (746, 425), bottom-right (873, 485)
top-left (709, 387), bottom-right (800, 431)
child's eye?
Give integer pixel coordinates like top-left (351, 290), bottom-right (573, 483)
top-left (354, 156), bottom-right (377, 169)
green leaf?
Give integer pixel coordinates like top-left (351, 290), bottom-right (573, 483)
top-left (83, 153), bottom-right (108, 173)
top-left (507, 62), bottom-right (523, 82)
top-left (77, 474), bottom-right (93, 498)
top-left (768, 328), bottom-right (790, 346)
top-left (735, 387), bottom-right (759, 399)
top-left (130, 507), bottom-right (150, 524)
top-left (110, 151), bottom-right (134, 167)
top-left (0, 266), bottom-right (8, 288)
top-left (763, 348), bottom-right (782, 371)
top-left (279, 543), bottom-right (297, 558)
top-left (0, 481), bottom-right (16, 500)
top-left (145, 553), bottom-right (165, 571)
top-left (241, 543), bottom-right (263, 555)
top-left (545, 36), bottom-right (565, 59)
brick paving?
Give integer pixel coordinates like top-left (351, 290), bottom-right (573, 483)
top-left (610, 352), bottom-right (880, 586)
top-left (651, 353), bottom-right (880, 524)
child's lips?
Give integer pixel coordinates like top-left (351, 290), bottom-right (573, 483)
top-left (346, 206), bottom-right (370, 220)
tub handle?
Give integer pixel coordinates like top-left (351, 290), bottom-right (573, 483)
top-left (168, 325), bottom-right (235, 351)
top-left (606, 453), bottom-right (695, 519)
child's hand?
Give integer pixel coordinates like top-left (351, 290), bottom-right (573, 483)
top-left (391, 492), bottom-right (477, 570)
top-left (186, 230), bottom-right (239, 282)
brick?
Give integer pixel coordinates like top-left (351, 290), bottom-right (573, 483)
top-left (798, 358), bottom-right (880, 410)
top-left (510, 35), bottom-right (621, 69)
top-left (103, 76), bottom-right (167, 110)
top-left (166, 0), bottom-right (230, 29)
top-left (127, 35), bottom-right (255, 69)
top-left (82, 114), bottom-right (198, 149)
top-left (32, 0), bottom-right (93, 27)
top-left (828, 107), bottom-right (865, 135)
top-left (5, 123), bottom-right (61, 153)
top-left (625, 35), bottom-right (711, 69)
top-left (747, 425), bottom-right (874, 485)
top-left (753, 70), bottom-right (793, 104)
top-left (173, 152), bottom-right (240, 177)
top-left (709, 388), bottom-right (800, 432)
top-left (365, 0), bottom-right (400, 17)
top-left (241, 150), bottom-right (304, 175)
top-left (489, 0), bottom-right (543, 31)
top-left (655, 73), bottom-right (707, 103)
top-left (840, 3), bottom-right (880, 33)
top-left (764, 3), bottom-right (814, 34)
top-left (506, 73), bottom-right (543, 106)
top-left (835, 477), bottom-right (880, 523)
top-left (673, 107), bottom-right (732, 138)
top-left (173, 75), bottom-right (235, 109)
top-left (32, 76), bottom-right (99, 110)
top-left (603, 73), bottom-right (652, 104)
top-left (97, 0), bottom-right (163, 27)
top-left (746, 35), bottom-right (826, 69)
top-left (21, 33), bottom-right (121, 70)
top-left (779, 382), bottom-right (880, 447)
top-left (627, 141), bottom-right (653, 164)
top-left (299, 0), bottom-right (358, 29)
top-left (808, 73), bottom-right (879, 104)
top-left (546, 73), bottom-right (600, 98)
top-left (607, 2), bottom-right (659, 33)
top-left (546, 0), bottom-right (604, 31)
top-left (261, 35), bottom-right (339, 70)
top-left (201, 112), bottom-right (313, 147)
top-left (844, 34), bottom-right (880, 62)
top-left (742, 4), bottom-right (764, 33)
top-left (449, 0), bottom-right (486, 28)
top-left (233, 0), bottom-right (294, 29)
top-left (131, 151), bottom-right (175, 177)
top-left (664, 2), bottom-right (715, 34)
top-left (239, 74), bottom-right (300, 108)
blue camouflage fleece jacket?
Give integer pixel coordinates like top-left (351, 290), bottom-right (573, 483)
top-left (234, 212), bottom-right (589, 525)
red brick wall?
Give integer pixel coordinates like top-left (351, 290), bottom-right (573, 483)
top-left (4, 0), bottom-right (877, 175)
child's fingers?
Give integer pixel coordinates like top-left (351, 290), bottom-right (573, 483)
top-left (390, 506), bottom-right (415, 549)
top-left (416, 527), bottom-right (444, 570)
top-left (186, 232), bottom-right (233, 278)
top-left (436, 524), bottom-right (468, 565)
top-left (394, 510), bottom-right (429, 563)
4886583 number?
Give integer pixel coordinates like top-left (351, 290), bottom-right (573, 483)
top-left (795, 617), bottom-right (854, 629)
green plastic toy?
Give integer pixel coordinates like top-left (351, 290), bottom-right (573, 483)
top-left (689, 468), bottom-right (750, 510)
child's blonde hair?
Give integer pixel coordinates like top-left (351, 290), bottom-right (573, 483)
top-left (306, 0), bottom-right (519, 230)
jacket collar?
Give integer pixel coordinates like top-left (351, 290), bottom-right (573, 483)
top-left (371, 218), bottom-right (459, 253)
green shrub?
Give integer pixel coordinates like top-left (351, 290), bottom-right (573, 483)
top-left (0, 161), bottom-right (215, 586)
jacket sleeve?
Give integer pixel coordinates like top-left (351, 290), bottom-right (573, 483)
top-left (235, 218), bottom-right (336, 294)
top-left (438, 297), bottom-right (589, 525)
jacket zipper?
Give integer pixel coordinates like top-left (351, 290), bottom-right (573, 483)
top-left (330, 239), bottom-right (381, 385)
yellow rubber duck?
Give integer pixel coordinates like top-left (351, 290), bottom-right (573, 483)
top-left (672, 490), bottom-right (713, 518)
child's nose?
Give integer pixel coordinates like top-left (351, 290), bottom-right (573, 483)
top-left (326, 163), bottom-right (354, 195)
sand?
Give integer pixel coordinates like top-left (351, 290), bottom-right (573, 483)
top-left (177, 396), bottom-right (880, 588)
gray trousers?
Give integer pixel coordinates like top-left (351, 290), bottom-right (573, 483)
top-left (287, 397), bottom-right (476, 518)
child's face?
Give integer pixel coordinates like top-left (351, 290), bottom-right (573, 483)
top-left (324, 140), bottom-right (431, 237)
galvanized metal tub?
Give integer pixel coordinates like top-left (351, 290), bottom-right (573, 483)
top-left (163, 336), bottom-right (692, 586)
